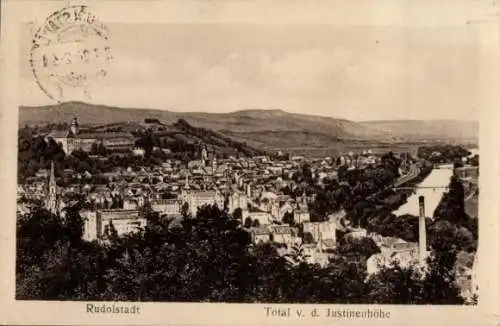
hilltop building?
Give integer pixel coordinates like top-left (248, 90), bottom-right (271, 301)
top-left (45, 117), bottom-right (135, 154)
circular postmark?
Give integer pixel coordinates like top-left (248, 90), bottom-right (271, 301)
top-left (30, 5), bottom-right (112, 102)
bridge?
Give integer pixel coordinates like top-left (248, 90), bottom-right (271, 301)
top-left (432, 163), bottom-right (454, 170)
top-left (393, 186), bottom-right (449, 190)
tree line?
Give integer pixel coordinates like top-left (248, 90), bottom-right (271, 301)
top-left (17, 202), bottom-right (466, 304)
top-left (17, 130), bottom-right (185, 183)
top-left (417, 145), bottom-right (471, 164)
top-left (305, 152), bottom-right (403, 223)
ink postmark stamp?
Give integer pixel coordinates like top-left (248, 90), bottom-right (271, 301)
top-left (30, 5), bottom-right (112, 102)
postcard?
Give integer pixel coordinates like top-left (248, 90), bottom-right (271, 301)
top-left (1, 0), bottom-right (499, 325)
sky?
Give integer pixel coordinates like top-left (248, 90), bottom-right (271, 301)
top-left (19, 1), bottom-right (484, 121)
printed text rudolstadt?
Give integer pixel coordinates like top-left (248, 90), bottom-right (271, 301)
top-left (86, 303), bottom-right (140, 314)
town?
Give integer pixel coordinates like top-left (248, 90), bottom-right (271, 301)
top-left (16, 116), bottom-right (479, 304)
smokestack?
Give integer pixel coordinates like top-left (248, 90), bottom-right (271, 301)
top-left (418, 196), bottom-right (427, 264)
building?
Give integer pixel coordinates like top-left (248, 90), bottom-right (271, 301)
top-left (227, 191), bottom-right (249, 214)
top-left (345, 228), bottom-right (367, 239)
top-left (180, 189), bottom-right (225, 216)
top-left (83, 209), bottom-right (147, 241)
top-left (246, 211), bottom-right (272, 225)
top-left (269, 225), bottom-right (295, 245)
top-left (294, 193), bottom-right (310, 223)
top-left (88, 209), bottom-right (147, 239)
top-left (303, 221), bottom-right (337, 244)
top-left (366, 244), bottom-right (420, 275)
top-left (45, 117), bottom-right (135, 154)
top-left (250, 227), bottom-right (271, 244)
top-left (151, 198), bottom-right (182, 217)
top-left (366, 197), bottom-right (429, 275)
top-left (82, 211), bottom-right (98, 241)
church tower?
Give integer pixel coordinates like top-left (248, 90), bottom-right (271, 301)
top-left (212, 154), bottom-right (217, 173)
top-left (47, 161), bottom-right (58, 214)
top-left (70, 117), bottom-right (79, 135)
top-left (201, 145), bottom-right (208, 167)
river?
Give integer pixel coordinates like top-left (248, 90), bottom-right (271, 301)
top-left (393, 165), bottom-right (454, 218)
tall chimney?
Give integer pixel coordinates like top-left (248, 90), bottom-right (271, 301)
top-left (418, 196), bottom-right (427, 264)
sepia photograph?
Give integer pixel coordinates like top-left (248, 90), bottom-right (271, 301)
top-left (2, 0), bottom-right (499, 325)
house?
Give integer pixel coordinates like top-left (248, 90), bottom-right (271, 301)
top-left (371, 235), bottom-right (416, 253)
top-left (246, 211), bottom-right (272, 225)
top-left (250, 227), bottom-right (271, 244)
top-left (269, 225), bottom-right (294, 245)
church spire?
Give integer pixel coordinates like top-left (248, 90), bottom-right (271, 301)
top-left (70, 116), bottom-right (78, 135)
top-left (49, 161), bottom-right (56, 186)
top-left (201, 144), bottom-right (208, 167)
top-left (47, 161), bottom-right (58, 214)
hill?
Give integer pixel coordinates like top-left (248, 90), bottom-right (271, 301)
top-left (360, 120), bottom-right (478, 142)
top-left (19, 102), bottom-right (478, 155)
top-left (19, 102), bottom-right (389, 139)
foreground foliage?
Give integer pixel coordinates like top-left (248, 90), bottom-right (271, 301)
top-left (17, 204), bottom-right (465, 304)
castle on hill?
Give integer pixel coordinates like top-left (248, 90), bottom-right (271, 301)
top-left (45, 117), bottom-right (135, 154)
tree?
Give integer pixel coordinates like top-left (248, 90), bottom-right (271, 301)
top-left (420, 250), bottom-right (464, 304)
top-left (232, 207), bottom-right (243, 221)
top-left (337, 165), bottom-right (348, 182)
top-left (244, 217), bottom-right (253, 228)
top-left (252, 219), bottom-right (260, 228)
top-left (102, 204), bottom-right (254, 302)
top-left (302, 232), bottom-right (314, 244)
top-left (284, 243), bottom-right (311, 266)
top-left (282, 211), bottom-right (295, 226)
top-left (16, 196), bottom-right (469, 303)
top-left (366, 261), bottom-right (424, 304)
top-left (97, 142), bottom-right (107, 156)
top-left (181, 202), bottom-right (190, 218)
top-left (470, 155), bottom-right (479, 167)
top-left (16, 206), bottom-right (104, 300)
top-left (338, 236), bottom-right (380, 260)
top-left (90, 143), bottom-right (99, 155)
top-left (301, 163), bottom-right (313, 183)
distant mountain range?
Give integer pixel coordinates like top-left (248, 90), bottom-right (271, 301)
top-left (19, 102), bottom-right (478, 154)
top-left (359, 120), bottom-right (478, 142)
